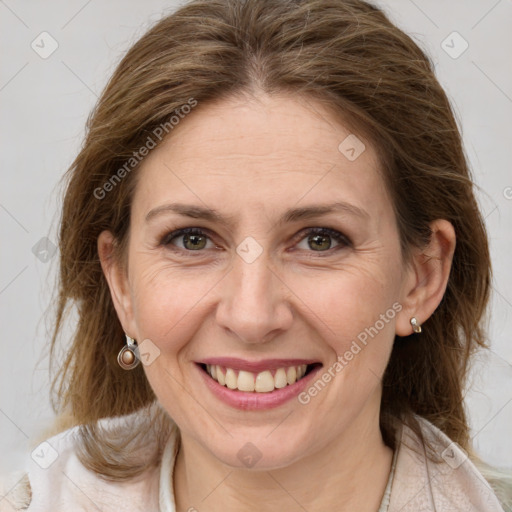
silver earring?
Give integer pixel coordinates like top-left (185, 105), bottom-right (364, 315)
top-left (410, 317), bottom-right (422, 334)
top-left (117, 334), bottom-right (140, 370)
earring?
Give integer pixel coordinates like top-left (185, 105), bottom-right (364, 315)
top-left (410, 317), bottom-right (422, 334)
top-left (117, 334), bottom-right (140, 370)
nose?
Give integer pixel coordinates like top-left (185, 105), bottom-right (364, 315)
top-left (215, 251), bottom-right (293, 345)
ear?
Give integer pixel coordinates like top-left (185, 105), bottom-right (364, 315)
top-left (97, 230), bottom-right (137, 337)
top-left (395, 219), bottom-right (456, 336)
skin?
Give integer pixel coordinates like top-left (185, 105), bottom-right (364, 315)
top-left (98, 92), bottom-right (456, 512)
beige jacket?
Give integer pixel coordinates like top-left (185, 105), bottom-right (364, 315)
top-left (1, 412), bottom-right (510, 511)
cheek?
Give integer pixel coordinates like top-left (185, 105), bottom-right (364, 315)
top-left (290, 258), bottom-right (402, 392)
top-left (295, 259), bottom-right (400, 339)
top-left (128, 258), bottom-right (221, 351)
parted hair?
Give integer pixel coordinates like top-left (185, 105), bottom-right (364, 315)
top-left (51, 0), bottom-right (495, 482)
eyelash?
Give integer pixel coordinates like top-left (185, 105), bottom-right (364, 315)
top-left (159, 226), bottom-right (352, 256)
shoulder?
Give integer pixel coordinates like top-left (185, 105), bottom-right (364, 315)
top-left (469, 455), bottom-right (512, 512)
top-left (387, 414), bottom-right (511, 512)
top-left (0, 471), bottom-right (31, 511)
top-left (415, 415), bottom-right (512, 511)
top-left (0, 407), bottom-right (172, 512)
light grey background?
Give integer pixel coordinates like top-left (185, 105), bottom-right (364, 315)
top-left (1, 0), bottom-right (511, 474)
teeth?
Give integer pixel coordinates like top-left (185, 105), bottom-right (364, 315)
top-left (286, 366), bottom-right (297, 384)
top-left (255, 370), bottom-right (274, 392)
top-left (274, 368), bottom-right (287, 388)
top-left (238, 370), bottom-right (255, 392)
top-left (205, 364), bottom-right (309, 393)
top-left (225, 368), bottom-right (237, 389)
top-left (216, 366), bottom-right (225, 386)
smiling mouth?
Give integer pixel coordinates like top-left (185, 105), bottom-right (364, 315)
top-left (198, 363), bottom-right (322, 393)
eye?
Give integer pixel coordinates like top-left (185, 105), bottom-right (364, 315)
top-left (294, 227), bottom-right (351, 254)
top-left (160, 226), bottom-right (351, 255)
top-left (161, 227), bottom-right (215, 252)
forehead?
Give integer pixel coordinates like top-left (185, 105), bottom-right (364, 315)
top-left (132, 92), bottom-right (391, 226)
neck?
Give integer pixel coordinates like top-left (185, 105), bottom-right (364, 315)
top-left (173, 403), bottom-right (393, 512)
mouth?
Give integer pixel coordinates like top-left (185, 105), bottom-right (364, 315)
top-left (197, 361), bottom-right (323, 393)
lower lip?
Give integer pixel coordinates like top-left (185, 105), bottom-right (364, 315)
top-left (196, 363), bottom-right (323, 410)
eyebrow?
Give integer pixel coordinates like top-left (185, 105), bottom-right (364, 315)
top-left (145, 201), bottom-right (369, 226)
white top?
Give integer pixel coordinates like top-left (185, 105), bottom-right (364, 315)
top-left (0, 411), bottom-right (508, 511)
top-left (159, 424), bottom-right (179, 512)
top-left (157, 428), bottom-right (396, 512)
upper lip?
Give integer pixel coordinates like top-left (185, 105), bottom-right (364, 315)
top-left (197, 357), bottom-right (321, 373)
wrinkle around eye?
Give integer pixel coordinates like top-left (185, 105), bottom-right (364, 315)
top-left (139, 219), bottom-right (378, 266)
top-left (132, 235), bottom-right (388, 288)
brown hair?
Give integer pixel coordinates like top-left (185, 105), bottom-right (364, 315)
top-left (51, 0), bottom-right (491, 478)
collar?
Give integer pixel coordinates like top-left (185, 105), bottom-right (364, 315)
top-left (157, 415), bottom-right (504, 512)
top-left (388, 415), bottom-right (505, 511)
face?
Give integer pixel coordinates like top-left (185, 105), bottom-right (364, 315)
top-left (105, 92), bottom-right (412, 469)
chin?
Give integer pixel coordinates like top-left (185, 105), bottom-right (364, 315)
top-left (205, 433), bottom-right (309, 471)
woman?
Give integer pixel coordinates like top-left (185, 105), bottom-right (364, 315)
top-left (1, 0), bottom-right (511, 510)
